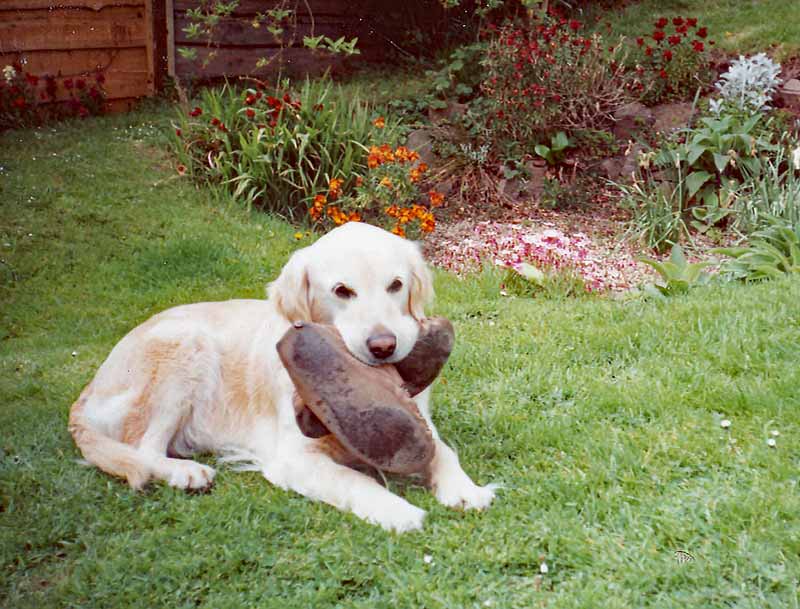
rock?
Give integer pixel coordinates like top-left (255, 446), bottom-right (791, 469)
top-left (522, 160), bottom-right (548, 199)
top-left (428, 100), bottom-right (468, 124)
top-left (612, 102), bottom-right (655, 142)
top-left (777, 78), bottom-right (800, 112)
top-left (620, 143), bottom-right (646, 181)
top-left (652, 102), bottom-right (694, 134)
top-left (599, 157), bottom-right (625, 180)
top-left (405, 128), bottom-right (437, 166)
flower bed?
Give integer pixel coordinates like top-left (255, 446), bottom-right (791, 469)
top-left (428, 221), bottom-right (652, 292)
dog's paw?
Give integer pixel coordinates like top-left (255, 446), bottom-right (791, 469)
top-left (354, 494), bottom-right (426, 533)
top-left (435, 477), bottom-right (498, 511)
top-left (165, 460), bottom-right (216, 490)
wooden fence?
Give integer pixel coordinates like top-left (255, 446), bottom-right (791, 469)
top-left (0, 1), bottom-right (446, 110)
top-left (0, 0), bottom-right (166, 111)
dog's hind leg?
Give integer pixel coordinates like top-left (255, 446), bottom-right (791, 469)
top-left (71, 329), bottom-right (219, 491)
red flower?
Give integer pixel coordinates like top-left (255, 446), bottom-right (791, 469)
top-left (659, 69), bottom-right (668, 79)
top-left (655, 17), bottom-right (668, 29)
top-left (676, 24), bottom-right (688, 34)
top-left (668, 35), bottom-right (681, 46)
top-left (569, 20), bottom-right (580, 31)
top-left (653, 30), bottom-right (665, 42)
top-left (645, 46), bottom-right (653, 56)
top-left (25, 73), bottom-right (39, 86)
top-left (76, 78), bottom-right (86, 90)
top-left (190, 106), bottom-right (202, 117)
top-left (662, 49), bottom-right (673, 61)
top-left (266, 95), bottom-right (281, 108)
top-left (697, 27), bottom-right (708, 38)
top-left (283, 93), bottom-right (291, 103)
top-left (78, 105), bottom-right (89, 118)
top-left (687, 18), bottom-right (698, 27)
top-left (210, 117), bottom-right (220, 126)
top-left (636, 37), bottom-right (644, 46)
top-left (175, 128), bottom-right (182, 137)
top-left (245, 108), bottom-right (255, 118)
top-left (13, 96), bottom-right (26, 109)
top-left (64, 78), bottom-right (74, 90)
top-left (692, 40), bottom-right (704, 52)
top-left (244, 94), bottom-right (256, 105)
top-left (672, 17), bottom-right (684, 26)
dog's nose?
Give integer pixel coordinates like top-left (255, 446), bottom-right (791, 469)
top-left (367, 332), bottom-right (396, 359)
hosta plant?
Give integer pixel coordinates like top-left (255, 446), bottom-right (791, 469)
top-left (639, 244), bottom-right (711, 297)
top-left (713, 218), bottom-right (800, 281)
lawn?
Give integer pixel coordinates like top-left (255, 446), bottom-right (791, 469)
top-left (2, 104), bottom-right (799, 608)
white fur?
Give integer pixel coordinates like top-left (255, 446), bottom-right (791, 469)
top-left (69, 223), bottom-right (495, 532)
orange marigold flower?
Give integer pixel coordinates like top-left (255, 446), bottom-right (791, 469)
top-left (313, 193), bottom-right (327, 207)
top-left (420, 217), bottom-right (435, 233)
top-left (326, 205), bottom-right (347, 226)
top-left (411, 204), bottom-right (426, 218)
top-left (408, 150), bottom-right (420, 162)
top-left (309, 206), bottom-right (322, 220)
top-left (391, 224), bottom-right (406, 238)
top-left (328, 177), bottom-right (344, 199)
top-left (429, 191), bottom-right (444, 207)
top-left (355, 176), bottom-right (364, 187)
top-left (368, 155), bottom-right (380, 169)
top-left (418, 162), bottom-right (429, 173)
top-left (379, 177), bottom-right (393, 189)
top-left (386, 205), bottom-right (400, 218)
top-left (409, 168), bottom-right (422, 183)
top-left (394, 146), bottom-right (413, 163)
top-left (373, 116), bottom-right (385, 129)
top-left (348, 211), bottom-right (362, 222)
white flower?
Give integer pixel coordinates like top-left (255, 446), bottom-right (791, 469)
top-left (2, 64), bottom-right (16, 84)
top-left (539, 562), bottom-right (549, 574)
top-left (771, 430), bottom-right (780, 437)
top-left (423, 554), bottom-right (433, 564)
top-left (767, 438), bottom-right (776, 448)
top-left (792, 147), bottom-right (800, 171)
top-left (720, 419), bottom-right (731, 429)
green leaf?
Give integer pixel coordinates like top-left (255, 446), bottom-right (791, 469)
top-left (516, 262), bottom-right (545, 285)
top-left (712, 152), bottom-right (730, 173)
top-left (684, 171), bottom-right (713, 199)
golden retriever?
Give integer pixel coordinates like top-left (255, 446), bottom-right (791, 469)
top-left (69, 222), bottom-right (495, 532)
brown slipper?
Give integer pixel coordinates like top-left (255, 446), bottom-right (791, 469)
top-left (277, 322), bottom-right (437, 475)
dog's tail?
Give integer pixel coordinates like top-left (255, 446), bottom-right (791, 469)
top-left (68, 389), bottom-right (153, 490)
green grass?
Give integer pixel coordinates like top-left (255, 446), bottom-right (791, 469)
top-left (2, 105), bottom-right (800, 608)
top-left (597, 0), bottom-right (800, 60)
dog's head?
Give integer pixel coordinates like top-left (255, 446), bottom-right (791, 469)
top-left (268, 222), bottom-right (434, 365)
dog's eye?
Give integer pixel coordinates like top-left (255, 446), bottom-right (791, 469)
top-left (387, 278), bottom-right (403, 293)
top-left (333, 284), bottom-right (355, 299)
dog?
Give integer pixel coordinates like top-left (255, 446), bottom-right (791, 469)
top-left (69, 222), bottom-right (495, 532)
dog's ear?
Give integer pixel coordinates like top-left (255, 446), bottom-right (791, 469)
top-left (407, 242), bottom-right (434, 322)
top-left (268, 249), bottom-right (312, 322)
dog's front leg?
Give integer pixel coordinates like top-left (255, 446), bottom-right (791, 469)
top-left (414, 388), bottom-right (497, 510)
top-left (261, 396), bottom-right (426, 533)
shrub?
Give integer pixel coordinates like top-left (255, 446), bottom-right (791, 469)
top-left (710, 53), bottom-right (782, 115)
top-left (307, 144), bottom-right (444, 238)
top-left (1, 62), bottom-right (106, 130)
top-left (174, 79), bottom-right (396, 217)
top-left (480, 13), bottom-right (632, 155)
top-left (628, 16), bottom-right (713, 105)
